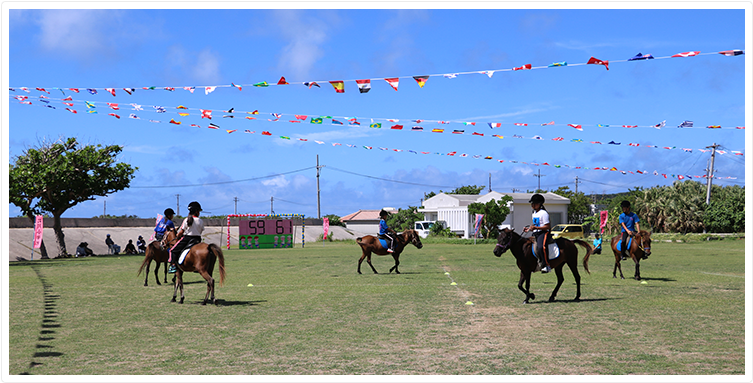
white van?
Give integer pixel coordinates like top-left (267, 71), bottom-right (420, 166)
top-left (414, 220), bottom-right (447, 238)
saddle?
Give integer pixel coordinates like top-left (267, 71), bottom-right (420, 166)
top-left (378, 234), bottom-right (392, 250)
top-left (177, 243), bottom-right (199, 265)
top-left (616, 236), bottom-right (633, 252)
top-left (529, 236), bottom-right (560, 261)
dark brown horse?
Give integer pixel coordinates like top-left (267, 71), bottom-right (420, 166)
top-left (493, 228), bottom-right (592, 304)
top-left (137, 230), bottom-right (175, 286)
top-left (610, 230), bottom-right (652, 280)
top-left (356, 229), bottom-right (423, 274)
top-left (171, 242), bottom-right (226, 305)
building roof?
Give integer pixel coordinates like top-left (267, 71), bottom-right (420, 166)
top-left (421, 191), bottom-right (570, 211)
top-left (340, 210), bottom-right (383, 222)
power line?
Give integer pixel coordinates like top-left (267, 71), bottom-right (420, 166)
top-left (327, 166), bottom-right (456, 188)
top-left (130, 166), bottom-right (317, 189)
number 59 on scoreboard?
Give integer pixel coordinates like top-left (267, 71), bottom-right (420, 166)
top-left (239, 219), bottom-right (294, 249)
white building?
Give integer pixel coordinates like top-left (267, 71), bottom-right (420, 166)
top-left (418, 192), bottom-right (570, 238)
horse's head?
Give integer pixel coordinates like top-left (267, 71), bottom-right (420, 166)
top-left (405, 229), bottom-right (423, 249)
top-left (494, 228), bottom-right (515, 257)
top-left (638, 231), bottom-right (652, 257)
top-left (162, 229), bottom-right (178, 249)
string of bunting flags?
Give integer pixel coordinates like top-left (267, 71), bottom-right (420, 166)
top-left (13, 97), bottom-right (745, 156)
top-left (12, 95), bottom-right (747, 134)
top-left (12, 97), bottom-right (742, 181)
top-left (9, 49), bottom-right (744, 96)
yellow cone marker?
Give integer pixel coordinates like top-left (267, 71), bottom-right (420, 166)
top-left (247, 284), bottom-right (254, 287)
top-left (465, 301), bottom-right (474, 306)
top-left (444, 272), bottom-right (450, 275)
top-left (641, 281), bottom-right (647, 284)
top-left (450, 282), bottom-right (457, 286)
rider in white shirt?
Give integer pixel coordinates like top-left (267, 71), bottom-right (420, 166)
top-left (168, 201), bottom-right (205, 273)
top-left (523, 193), bottom-right (552, 273)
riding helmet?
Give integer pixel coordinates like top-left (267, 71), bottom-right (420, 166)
top-left (528, 193), bottom-right (545, 204)
top-left (620, 200), bottom-right (631, 208)
top-left (164, 208), bottom-right (175, 216)
top-left (188, 201), bottom-right (202, 212)
top-left (379, 209), bottom-right (389, 218)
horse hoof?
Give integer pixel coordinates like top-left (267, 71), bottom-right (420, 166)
top-left (171, 297), bottom-right (176, 302)
top-left (549, 297), bottom-right (556, 302)
top-left (573, 297), bottom-right (581, 302)
top-left (358, 271), bottom-right (362, 275)
top-left (621, 276), bottom-right (625, 280)
top-left (144, 283), bottom-right (148, 287)
top-left (201, 301), bottom-right (207, 306)
top-left (530, 293), bottom-right (536, 300)
top-left (156, 282), bottom-right (161, 286)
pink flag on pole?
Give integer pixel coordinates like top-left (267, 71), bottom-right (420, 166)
top-left (33, 215), bottom-right (44, 248)
top-left (323, 217), bottom-right (330, 241)
top-left (599, 211), bottom-right (608, 234)
top-left (474, 214), bottom-right (484, 238)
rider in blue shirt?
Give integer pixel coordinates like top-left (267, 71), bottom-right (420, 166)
top-left (154, 208), bottom-right (176, 242)
top-left (618, 201), bottom-right (641, 260)
top-left (378, 210), bottom-right (395, 253)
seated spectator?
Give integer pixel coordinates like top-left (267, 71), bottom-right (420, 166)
top-left (136, 236), bottom-right (147, 253)
top-left (105, 234), bottom-right (119, 254)
top-left (124, 239), bottom-right (137, 255)
top-left (76, 242), bottom-right (94, 257)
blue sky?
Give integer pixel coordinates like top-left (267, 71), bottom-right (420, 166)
top-left (5, 6), bottom-right (751, 219)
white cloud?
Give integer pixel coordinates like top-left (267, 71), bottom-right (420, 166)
top-left (36, 10), bottom-right (121, 58)
top-left (164, 45), bottom-right (222, 84)
top-left (262, 175), bottom-right (291, 189)
top-left (272, 10), bottom-right (335, 79)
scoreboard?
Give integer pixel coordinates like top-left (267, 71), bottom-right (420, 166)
top-left (239, 219), bottom-right (294, 249)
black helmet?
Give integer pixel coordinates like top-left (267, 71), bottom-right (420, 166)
top-left (620, 200), bottom-right (631, 208)
top-left (188, 201), bottom-right (202, 212)
top-left (528, 193), bottom-right (545, 204)
top-left (379, 209), bottom-right (389, 218)
top-left (164, 208), bottom-right (175, 216)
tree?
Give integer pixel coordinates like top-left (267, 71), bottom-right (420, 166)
top-left (386, 207), bottom-right (424, 231)
top-left (9, 137), bottom-right (137, 257)
top-left (704, 184), bottom-right (745, 233)
top-left (323, 214), bottom-right (345, 227)
top-left (467, 195), bottom-right (513, 240)
top-left (552, 186), bottom-right (591, 224)
top-left (424, 184), bottom-right (485, 200)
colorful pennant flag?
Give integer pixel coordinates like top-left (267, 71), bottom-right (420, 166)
top-left (513, 64), bottom-right (532, 71)
top-left (277, 77), bottom-right (289, 85)
top-left (205, 86), bottom-right (216, 95)
top-left (311, 117), bottom-right (323, 124)
top-left (304, 81), bottom-right (320, 88)
top-left (586, 57), bottom-right (609, 70)
top-left (413, 76), bottom-right (429, 88)
top-left (489, 123), bottom-right (501, 128)
top-left (370, 123), bottom-right (382, 129)
top-left (672, 51), bottom-right (700, 57)
top-left (568, 124), bottom-right (583, 131)
top-left (629, 53), bottom-right (654, 61)
top-left (719, 50), bottom-right (744, 56)
top-left (385, 78), bottom-right (399, 91)
top-left (549, 62), bottom-right (567, 67)
top-left (356, 79), bottom-right (371, 93)
top-left (329, 81), bottom-right (345, 93)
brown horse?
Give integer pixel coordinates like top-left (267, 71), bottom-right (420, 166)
top-left (610, 230), bottom-right (652, 280)
top-left (356, 229), bottom-right (423, 274)
top-left (137, 230), bottom-right (176, 286)
top-left (171, 242), bottom-right (226, 305)
top-left (493, 228), bottom-right (592, 304)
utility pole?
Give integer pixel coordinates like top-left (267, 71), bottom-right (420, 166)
top-left (511, 188), bottom-right (521, 193)
top-left (233, 197), bottom-right (238, 215)
top-left (103, 201), bottom-right (106, 217)
top-left (575, 176), bottom-right (582, 194)
top-left (316, 155), bottom-right (325, 219)
top-left (533, 170), bottom-right (546, 191)
top-left (176, 194), bottom-right (180, 216)
top-left (488, 173), bottom-right (492, 192)
top-left (271, 196), bottom-right (275, 215)
top-left (705, 143), bottom-right (718, 205)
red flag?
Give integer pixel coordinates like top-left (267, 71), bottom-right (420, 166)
top-left (201, 109), bottom-right (212, 119)
top-left (106, 103), bottom-right (119, 110)
top-left (108, 113), bottom-right (121, 119)
top-left (672, 51), bottom-right (700, 57)
top-left (262, 131), bottom-right (272, 136)
top-left (391, 125), bottom-right (403, 130)
top-left (569, 124), bottom-right (583, 131)
top-left (105, 88), bottom-right (116, 96)
top-left (277, 76), bottom-right (289, 85)
top-left (169, 119), bottom-right (181, 124)
top-left (513, 64), bottom-right (532, 71)
top-left (385, 78), bottom-right (399, 91)
top-left (587, 57), bottom-right (609, 70)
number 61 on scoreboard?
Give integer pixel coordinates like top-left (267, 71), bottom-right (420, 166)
top-left (239, 219), bottom-right (294, 249)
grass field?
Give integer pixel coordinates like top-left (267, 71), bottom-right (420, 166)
top-left (6, 238), bottom-right (747, 376)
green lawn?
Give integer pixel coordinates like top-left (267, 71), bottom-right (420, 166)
top-left (6, 239), bottom-right (746, 375)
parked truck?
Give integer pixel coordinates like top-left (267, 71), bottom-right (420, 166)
top-left (413, 220), bottom-right (462, 238)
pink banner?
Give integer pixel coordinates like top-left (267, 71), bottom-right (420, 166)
top-left (33, 215), bottom-right (43, 248)
top-left (599, 210), bottom-right (608, 234)
top-left (322, 217), bottom-right (330, 240)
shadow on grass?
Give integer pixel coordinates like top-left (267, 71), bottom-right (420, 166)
top-left (523, 297), bottom-right (618, 305)
top-left (21, 264), bottom-right (64, 374)
top-left (179, 299), bottom-right (268, 307)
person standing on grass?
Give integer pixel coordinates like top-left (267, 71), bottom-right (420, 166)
top-left (619, 200), bottom-right (641, 260)
top-left (168, 201), bottom-right (205, 273)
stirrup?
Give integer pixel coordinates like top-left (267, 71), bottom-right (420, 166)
top-left (168, 264), bottom-right (178, 273)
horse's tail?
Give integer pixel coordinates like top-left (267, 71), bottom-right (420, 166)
top-left (137, 246), bottom-right (152, 276)
top-left (209, 243), bottom-right (226, 287)
top-left (572, 239), bottom-right (592, 274)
